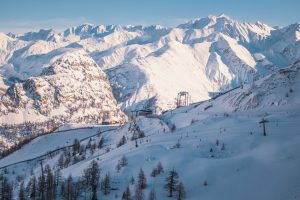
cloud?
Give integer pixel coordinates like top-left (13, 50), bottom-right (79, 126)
top-left (0, 17), bottom-right (89, 34)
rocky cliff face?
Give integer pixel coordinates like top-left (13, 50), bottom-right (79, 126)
top-left (0, 50), bottom-right (126, 147)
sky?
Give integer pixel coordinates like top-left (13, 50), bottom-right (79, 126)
top-left (1, 0), bottom-right (299, 33)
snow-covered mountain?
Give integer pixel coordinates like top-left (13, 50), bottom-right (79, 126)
top-left (177, 14), bottom-right (273, 43)
top-left (0, 14), bottom-right (300, 147)
top-left (0, 32), bottom-right (27, 65)
top-left (162, 61), bottom-right (300, 129)
top-left (261, 23), bottom-right (300, 67)
top-left (0, 50), bottom-right (126, 147)
top-left (0, 62), bottom-right (299, 200)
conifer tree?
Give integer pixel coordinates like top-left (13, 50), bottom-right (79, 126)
top-left (72, 139), bottom-right (81, 154)
top-left (98, 137), bottom-right (105, 149)
top-left (148, 188), bottom-right (156, 200)
top-left (44, 165), bottom-right (55, 200)
top-left (150, 168), bottom-right (158, 177)
top-left (117, 135), bottom-right (127, 147)
top-left (122, 186), bottom-right (131, 200)
top-left (58, 154), bottom-right (65, 169)
top-left (18, 181), bottom-right (25, 200)
top-left (101, 172), bottom-right (111, 195)
top-left (83, 160), bottom-right (101, 200)
top-left (157, 162), bottom-right (164, 174)
top-left (176, 182), bottom-right (186, 200)
top-left (121, 155), bottom-right (128, 167)
top-left (26, 176), bottom-right (37, 200)
top-left (66, 175), bottom-right (74, 200)
top-left (221, 143), bottom-right (225, 150)
top-left (164, 169), bottom-right (179, 197)
top-left (130, 176), bottom-right (135, 185)
top-left (137, 168), bottom-right (147, 190)
top-left (135, 185), bottom-right (145, 200)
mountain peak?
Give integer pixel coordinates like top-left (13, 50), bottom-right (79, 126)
top-left (177, 14), bottom-right (237, 29)
top-left (1, 48), bottom-right (126, 127)
top-left (18, 29), bottom-right (56, 41)
top-left (0, 32), bottom-right (11, 40)
top-left (282, 23), bottom-right (300, 41)
top-left (177, 14), bottom-right (273, 42)
top-left (80, 22), bottom-right (95, 27)
top-left (217, 13), bottom-right (230, 19)
top-left (63, 24), bottom-right (124, 39)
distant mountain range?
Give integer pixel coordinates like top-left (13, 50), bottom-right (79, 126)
top-left (0, 14), bottom-right (300, 146)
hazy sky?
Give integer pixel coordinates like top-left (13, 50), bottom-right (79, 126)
top-left (1, 0), bottom-right (299, 33)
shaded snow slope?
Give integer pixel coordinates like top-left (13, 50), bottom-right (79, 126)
top-left (0, 126), bottom-right (117, 168)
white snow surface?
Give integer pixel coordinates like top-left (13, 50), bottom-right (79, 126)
top-left (1, 15), bottom-right (299, 116)
top-left (0, 16), bottom-right (300, 199)
top-left (0, 125), bottom-right (117, 167)
top-left (1, 64), bottom-right (300, 199)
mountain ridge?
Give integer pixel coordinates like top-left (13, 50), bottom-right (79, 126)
top-left (0, 14), bottom-right (300, 147)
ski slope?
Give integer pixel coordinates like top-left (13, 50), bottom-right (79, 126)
top-left (0, 64), bottom-right (300, 199)
top-left (54, 112), bottom-right (300, 199)
top-left (1, 108), bottom-right (299, 199)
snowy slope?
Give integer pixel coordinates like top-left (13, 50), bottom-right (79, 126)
top-left (0, 15), bottom-right (300, 151)
top-left (0, 74), bottom-right (8, 94)
top-left (0, 32), bottom-right (27, 65)
top-left (1, 66), bottom-right (300, 199)
top-left (261, 23), bottom-right (300, 67)
top-left (0, 125), bottom-right (117, 168)
top-left (162, 61), bottom-right (300, 130)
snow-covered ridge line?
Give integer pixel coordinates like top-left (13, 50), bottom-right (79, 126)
top-left (0, 14), bottom-right (300, 149)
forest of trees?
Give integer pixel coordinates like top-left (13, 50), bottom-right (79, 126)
top-left (0, 120), bottom-right (61, 159)
top-left (0, 161), bottom-right (104, 200)
top-left (0, 158), bottom-right (186, 200)
top-left (0, 119), bottom-right (190, 200)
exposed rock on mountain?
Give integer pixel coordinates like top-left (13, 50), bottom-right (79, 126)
top-left (0, 50), bottom-right (126, 147)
